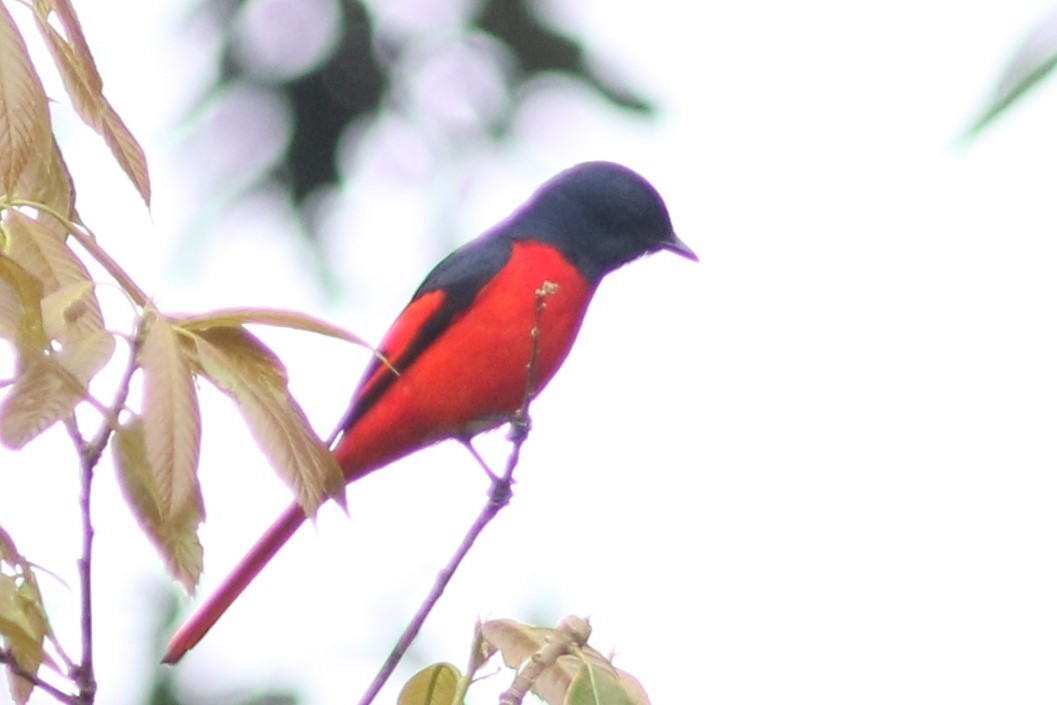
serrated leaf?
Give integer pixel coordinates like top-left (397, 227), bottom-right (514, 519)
top-left (398, 663), bottom-right (461, 705)
top-left (140, 313), bottom-right (202, 522)
top-left (34, 10), bottom-right (150, 205)
top-left (175, 307), bottom-right (370, 348)
top-left (98, 110), bottom-right (150, 206)
top-left (0, 269), bottom-right (19, 340)
top-left (965, 7), bottom-right (1057, 138)
top-left (191, 325), bottom-right (344, 515)
top-left (113, 418), bottom-right (203, 592)
top-left (42, 0), bottom-right (100, 93)
top-left (3, 210), bottom-right (103, 342)
top-left (0, 355), bottom-right (82, 448)
top-left (0, 4), bottom-right (51, 196)
top-left (11, 134), bottom-right (74, 222)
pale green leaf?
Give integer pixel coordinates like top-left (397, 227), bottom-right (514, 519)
top-left (482, 618), bottom-right (551, 669)
top-left (3, 210), bottom-right (104, 342)
top-left (191, 325), bottom-right (344, 515)
top-left (99, 109), bottom-right (150, 206)
top-left (0, 526), bottom-right (18, 563)
top-left (398, 663), bottom-right (461, 705)
top-left (176, 307), bottom-right (370, 348)
top-left (0, 356), bottom-right (82, 448)
top-left (34, 13), bottom-right (150, 205)
top-left (484, 619), bottom-right (580, 705)
top-left (140, 313), bottom-right (202, 522)
top-left (481, 618), bottom-right (643, 705)
top-left (12, 135), bottom-right (75, 220)
top-left (0, 268), bottom-right (18, 341)
top-left (42, 0), bottom-right (100, 93)
top-left (609, 670), bottom-right (651, 705)
top-left (0, 528), bottom-right (52, 705)
top-left (113, 418), bottom-right (203, 592)
top-left (40, 280), bottom-right (94, 341)
top-left (531, 654), bottom-right (583, 705)
top-left (0, 574), bottom-right (45, 705)
top-left (0, 254), bottom-right (48, 355)
top-left (0, 4), bottom-right (50, 196)
top-left (54, 327), bottom-right (114, 384)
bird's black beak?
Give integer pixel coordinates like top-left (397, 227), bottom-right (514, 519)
top-left (664, 233), bottom-right (698, 262)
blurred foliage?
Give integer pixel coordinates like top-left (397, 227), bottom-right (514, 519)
top-left (964, 6), bottom-right (1057, 139)
top-left (189, 0), bottom-right (656, 273)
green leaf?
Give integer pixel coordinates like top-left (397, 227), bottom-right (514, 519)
top-left (113, 417), bottom-right (204, 592)
top-left (0, 574), bottom-right (45, 705)
top-left (190, 325), bottom-right (344, 516)
top-left (398, 663), bottom-right (461, 705)
top-left (565, 661), bottom-right (637, 705)
top-left (139, 313), bottom-right (202, 522)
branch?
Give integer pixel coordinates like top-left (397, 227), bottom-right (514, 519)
top-left (0, 649), bottom-right (76, 705)
top-left (356, 282), bottom-right (559, 705)
top-left (64, 334), bottom-right (142, 705)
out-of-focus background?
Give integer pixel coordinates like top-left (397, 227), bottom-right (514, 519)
top-left (3, 0), bottom-right (1057, 703)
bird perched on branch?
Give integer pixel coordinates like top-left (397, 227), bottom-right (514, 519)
top-left (164, 161), bottom-right (696, 664)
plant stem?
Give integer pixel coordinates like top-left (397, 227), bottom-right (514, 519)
top-left (65, 336), bottom-right (141, 704)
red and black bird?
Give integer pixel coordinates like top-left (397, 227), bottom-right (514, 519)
top-left (163, 161), bottom-right (696, 663)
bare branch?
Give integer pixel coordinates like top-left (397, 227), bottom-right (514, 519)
top-left (66, 334), bottom-right (141, 704)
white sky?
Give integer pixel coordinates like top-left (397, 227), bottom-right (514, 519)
top-left (4, 1), bottom-right (1057, 704)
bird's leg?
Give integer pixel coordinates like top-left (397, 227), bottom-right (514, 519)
top-left (460, 437), bottom-right (500, 483)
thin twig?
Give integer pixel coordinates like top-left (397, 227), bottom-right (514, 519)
top-left (356, 282), bottom-right (558, 705)
top-left (0, 649), bottom-right (76, 705)
top-left (10, 199), bottom-right (151, 309)
top-left (64, 335), bottom-right (141, 705)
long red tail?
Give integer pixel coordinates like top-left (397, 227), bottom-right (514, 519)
top-left (162, 503), bottom-right (307, 664)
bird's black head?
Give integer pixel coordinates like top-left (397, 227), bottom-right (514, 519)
top-left (513, 161), bottom-right (696, 283)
